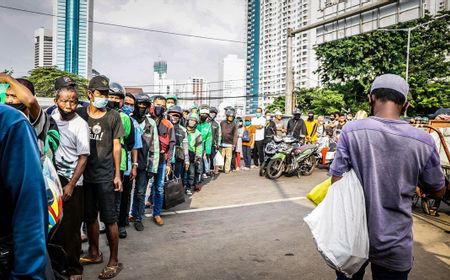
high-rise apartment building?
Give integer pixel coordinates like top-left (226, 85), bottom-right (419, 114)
top-left (315, 0), bottom-right (449, 44)
top-left (34, 28), bottom-right (53, 68)
top-left (246, 0), bottom-right (261, 113)
top-left (248, 0), bottom-right (319, 110)
top-left (53, 0), bottom-right (93, 78)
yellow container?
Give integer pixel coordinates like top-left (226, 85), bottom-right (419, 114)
top-left (307, 177), bottom-right (332, 206)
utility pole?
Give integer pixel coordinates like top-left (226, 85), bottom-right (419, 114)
top-left (285, 28), bottom-right (294, 115)
top-left (405, 27), bottom-right (411, 83)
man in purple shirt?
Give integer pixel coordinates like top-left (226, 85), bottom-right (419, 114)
top-left (330, 74), bottom-right (445, 280)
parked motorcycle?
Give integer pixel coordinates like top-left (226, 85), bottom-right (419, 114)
top-left (265, 136), bottom-right (318, 179)
top-left (259, 136), bottom-right (285, 177)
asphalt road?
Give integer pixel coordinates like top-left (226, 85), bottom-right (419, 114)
top-left (83, 169), bottom-right (450, 280)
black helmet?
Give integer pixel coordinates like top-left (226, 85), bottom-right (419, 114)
top-left (168, 105), bottom-right (183, 116)
top-left (210, 106), bottom-right (218, 114)
top-left (225, 109), bottom-right (236, 117)
top-left (109, 82), bottom-right (125, 99)
top-left (135, 94), bottom-right (151, 105)
top-left (293, 108), bottom-right (301, 115)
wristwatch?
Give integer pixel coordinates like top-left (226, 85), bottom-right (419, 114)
top-left (132, 162), bottom-right (139, 167)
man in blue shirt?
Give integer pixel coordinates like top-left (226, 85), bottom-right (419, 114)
top-left (0, 104), bottom-right (48, 279)
top-left (330, 74), bottom-right (445, 280)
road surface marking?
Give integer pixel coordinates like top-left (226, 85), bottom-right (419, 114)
top-left (144, 196), bottom-right (307, 217)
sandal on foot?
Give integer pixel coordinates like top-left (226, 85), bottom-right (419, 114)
top-left (80, 252), bottom-right (103, 265)
top-left (98, 263), bottom-right (123, 279)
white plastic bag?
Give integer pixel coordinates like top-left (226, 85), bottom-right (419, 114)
top-left (303, 169), bottom-right (369, 277)
top-left (213, 151), bottom-right (224, 167)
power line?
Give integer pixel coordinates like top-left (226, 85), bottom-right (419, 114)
top-left (124, 79), bottom-right (247, 87)
top-left (0, 4), bottom-right (246, 44)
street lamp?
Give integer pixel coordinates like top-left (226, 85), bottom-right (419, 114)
top-left (378, 14), bottom-right (449, 83)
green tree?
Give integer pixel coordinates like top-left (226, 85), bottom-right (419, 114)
top-left (266, 96), bottom-right (285, 113)
top-left (315, 12), bottom-right (450, 115)
top-left (27, 66), bottom-right (89, 99)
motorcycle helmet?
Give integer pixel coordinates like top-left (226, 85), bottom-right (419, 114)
top-left (209, 106), bottom-right (218, 114)
top-left (188, 113), bottom-right (200, 122)
top-left (168, 105), bottom-right (183, 117)
top-left (225, 109), bottom-right (236, 117)
top-left (42, 157), bottom-right (63, 233)
top-left (109, 82), bottom-right (126, 99)
top-left (135, 93), bottom-right (151, 106)
top-left (293, 108), bottom-right (302, 115)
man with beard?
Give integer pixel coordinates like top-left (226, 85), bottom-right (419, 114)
top-left (149, 95), bottom-right (175, 226)
top-left (330, 74), bottom-right (445, 280)
top-left (130, 94), bottom-right (159, 231)
top-left (50, 86), bottom-right (90, 280)
top-left (77, 75), bottom-right (124, 279)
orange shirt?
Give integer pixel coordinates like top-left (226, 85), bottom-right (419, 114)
top-left (243, 125), bottom-right (256, 147)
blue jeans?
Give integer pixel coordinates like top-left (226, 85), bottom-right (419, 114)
top-left (131, 170), bottom-right (151, 222)
top-left (336, 262), bottom-right (410, 280)
top-left (173, 160), bottom-right (187, 187)
top-left (152, 162), bottom-right (166, 216)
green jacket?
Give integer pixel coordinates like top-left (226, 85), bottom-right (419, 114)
top-left (187, 128), bottom-right (203, 159)
top-left (119, 112), bottom-right (133, 171)
top-left (196, 121), bottom-right (212, 155)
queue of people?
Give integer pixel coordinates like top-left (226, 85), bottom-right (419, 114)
top-left (0, 72), bottom-right (447, 280)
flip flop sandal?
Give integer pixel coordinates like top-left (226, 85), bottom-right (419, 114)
top-left (80, 252), bottom-right (103, 265)
top-left (98, 263), bottom-right (123, 279)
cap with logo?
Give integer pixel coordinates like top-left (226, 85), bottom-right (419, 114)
top-left (54, 76), bottom-right (76, 91)
top-left (88, 75), bottom-right (110, 91)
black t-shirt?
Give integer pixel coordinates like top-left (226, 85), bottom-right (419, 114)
top-left (77, 107), bottom-right (125, 183)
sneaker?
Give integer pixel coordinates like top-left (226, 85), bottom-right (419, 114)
top-left (134, 221), bottom-right (144, 231)
top-left (185, 189), bottom-right (193, 196)
top-left (202, 173), bottom-right (209, 179)
top-left (153, 216), bottom-right (164, 226)
top-left (119, 227), bottom-right (127, 239)
top-left (242, 167), bottom-right (249, 171)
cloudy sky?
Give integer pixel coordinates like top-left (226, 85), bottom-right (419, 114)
top-left (0, 0), bottom-right (246, 86)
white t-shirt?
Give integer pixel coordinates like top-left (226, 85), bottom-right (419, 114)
top-left (252, 116), bottom-right (266, 141)
top-left (52, 112), bottom-right (90, 185)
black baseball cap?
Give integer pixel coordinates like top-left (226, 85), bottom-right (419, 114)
top-left (88, 75), bottom-right (110, 91)
top-left (54, 76), bottom-right (76, 91)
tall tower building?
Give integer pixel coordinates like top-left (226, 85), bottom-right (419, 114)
top-left (245, 0), bottom-right (261, 114)
top-left (153, 60), bottom-right (175, 95)
top-left (258, 0), bottom-right (319, 109)
top-left (53, 0), bottom-right (93, 78)
top-left (34, 28), bottom-right (53, 68)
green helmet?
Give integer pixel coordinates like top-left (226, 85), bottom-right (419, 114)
top-left (167, 95), bottom-right (177, 101)
top-left (188, 113), bottom-right (199, 122)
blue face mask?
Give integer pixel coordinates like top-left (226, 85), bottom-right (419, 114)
top-left (122, 105), bottom-right (134, 115)
top-left (93, 97), bottom-right (108, 109)
top-left (256, 113), bottom-right (262, 118)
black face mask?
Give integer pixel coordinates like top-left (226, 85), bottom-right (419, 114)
top-left (58, 107), bottom-right (76, 120)
top-left (154, 106), bottom-right (165, 117)
top-left (200, 115), bottom-right (208, 122)
top-left (135, 107), bottom-right (148, 121)
top-left (7, 102), bottom-right (26, 112)
top-left (107, 100), bottom-right (120, 110)
top-left (294, 115), bottom-right (301, 120)
top-left (308, 116), bottom-right (314, 121)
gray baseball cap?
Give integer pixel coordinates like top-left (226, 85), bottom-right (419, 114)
top-left (370, 74), bottom-right (409, 101)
